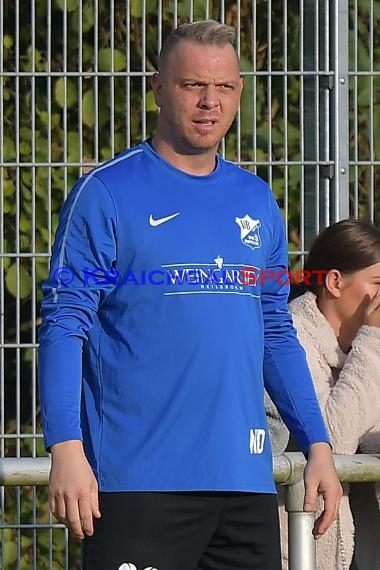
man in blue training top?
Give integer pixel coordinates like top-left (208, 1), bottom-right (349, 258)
top-left (39, 19), bottom-right (342, 570)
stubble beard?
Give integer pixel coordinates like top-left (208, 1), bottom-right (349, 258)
top-left (176, 126), bottom-right (226, 155)
top-left (160, 113), bottom-right (231, 155)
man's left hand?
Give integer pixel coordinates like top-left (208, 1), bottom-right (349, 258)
top-left (303, 442), bottom-right (343, 539)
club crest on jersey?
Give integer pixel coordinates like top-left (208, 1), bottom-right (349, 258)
top-left (235, 215), bottom-right (262, 250)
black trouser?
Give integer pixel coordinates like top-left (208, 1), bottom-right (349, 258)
top-left (82, 491), bottom-right (282, 570)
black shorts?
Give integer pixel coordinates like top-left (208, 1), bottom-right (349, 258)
top-left (82, 491), bottom-right (281, 570)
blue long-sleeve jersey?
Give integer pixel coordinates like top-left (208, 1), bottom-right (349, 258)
top-left (39, 141), bottom-right (329, 492)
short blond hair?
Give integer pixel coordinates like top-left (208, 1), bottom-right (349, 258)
top-left (159, 20), bottom-right (237, 71)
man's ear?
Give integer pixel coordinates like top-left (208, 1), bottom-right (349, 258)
top-left (151, 73), bottom-right (162, 107)
top-left (325, 269), bottom-right (344, 298)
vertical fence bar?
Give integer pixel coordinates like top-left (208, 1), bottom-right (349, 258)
top-left (110, 0), bottom-right (115, 157)
top-left (30, 3), bottom-right (38, 566)
top-left (94, 0), bottom-right (99, 163)
top-left (142, 0), bottom-right (147, 140)
top-left (0, 0), bottom-right (4, 565)
top-left (46, 2), bottom-right (54, 562)
top-left (286, 481), bottom-right (316, 570)
top-left (320, 0), bottom-right (332, 229)
top-left (15, 1), bottom-right (21, 565)
top-left (235, 0), bottom-right (241, 164)
top-left (332, 0), bottom-right (349, 220)
top-left (315, 0), bottom-right (321, 232)
top-left (47, 0), bottom-right (52, 252)
top-left (126, 0), bottom-right (131, 148)
top-left (78, 0), bottom-right (83, 177)
top-left (252, 0), bottom-right (257, 173)
top-left (62, 0), bottom-right (68, 199)
top-left (283, 0), bottom-right (289, 237)
top-left (368, 0), bottom-right (374, 221)
top-left (299, 0), bottom-right (305, 253)
top-left (218, 1), bottom-right (226, 158)
top-left (303, 0), bottom-right (318, 247)
top-left (267, 0), bottom-right (272, 189)
top-left (351, 0), bottom-right (359, 219)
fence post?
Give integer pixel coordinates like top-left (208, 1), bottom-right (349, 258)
top-left (303, 0), bottom-right (331, 243)
top-left (332, 0), bottom-right (350, 220)
top-left (286, 480), bottom-right (316, 570)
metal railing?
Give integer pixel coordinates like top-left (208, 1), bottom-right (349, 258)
top-left (2, 452), bottom-right (380, 570)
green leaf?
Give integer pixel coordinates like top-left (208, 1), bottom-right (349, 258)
top-left (82, 89), bottom-right (95, 127)
top-left (240, 69), bottom-right (265, 136)
top-left (100, 146), bottom-right (113, 161)
top-left (3, 86), bottom-right (11, 100)
top-left (82, 3), bottom-right (95, 33)
top-left (36, 436), bottom-right (48, 457)
top-left (3, 34), bottom-right (13, 49)
top-left (82, 42), bottom-right (93, 66)
top-left (55, 0), bottom-right (78, 12)
top-left (37, 110), bottom-right (61, 130)
top-left (67, 131), bottom-right (80, 162)
top-left (97, 48), bottom-right (127, 72)
top-left (256, 127), bottom-right (270, 152)
top-left (2, 256), bottom-right (11, 270)
top-left (5, 264), bottom-right (32, 299)
top-left (130, 0), bottom-right (143, 17)
top-left (254, 148), bottom-right (267, 161)
top-left (240, 86), bottom-right (253, 135)
top-left (271, 127), bottom-right (284, 146)
top-left (374, 104), bottom-right (380, 161)
top-left (20, 126), bottom-right (31, 141)
top-left (36, 135), bottom-right (49, 161)
top-left (174, 0), bottom-right (205, 18)
top-left (20, 215), bottom-right (31, 232)
top-left (22, 348), bottom-right (35, 363)
top-left (356, 76), bottom-right (370, 108)
top-left (2, 178), bottom-right (15, 197)
top-left (22, 170), bottom-right (32, 186)
top-left (51, 562), bottom-right (65, 570)
top-left (4, 135), bottom-right (16, 161)
top-left (54, 77), bottom-right (78, 108)
top-left (3, 538), bottom-right (17, 565)
top-left (37, 530), bottom-right (51, 549)
top-left (20, 233), bottom-right (31, 250)
top-left (20, 557), bottom-right (34, 570)
top-left (356, 34), bottom-right (370, 71)
top-left (20, 141), bottom-right (32, 158)
top-left (82, 91), bottom-right (109, 128)
top-left (114, 132), bottom-right (126, 154)
top-left (240, 55), bottom-right (253, 73)
top-left (2, 198), bottom-right (12, 213)
top-left (146, 0), bottom-right (158, 15)
top-left (21, 534), bottom-right (33, 548)
top-left (145, 90), bottom-right (158, 112)
top-left (272, 178), bottom-right (285, 200)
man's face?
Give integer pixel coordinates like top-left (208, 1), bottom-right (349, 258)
top-left (152, 40), bottom-right (243, 154)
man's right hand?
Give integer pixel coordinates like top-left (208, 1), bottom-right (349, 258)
top-left (49, 440), bottom-right (101, 540)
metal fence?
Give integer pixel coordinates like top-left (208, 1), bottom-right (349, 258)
top-left (3, 452), bottom-right (380, 570)
top-left (1, 0), bottom-right (379, 568)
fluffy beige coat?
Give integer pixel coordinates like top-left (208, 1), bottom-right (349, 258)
top-left (280, 291), bottom-right (380, 570)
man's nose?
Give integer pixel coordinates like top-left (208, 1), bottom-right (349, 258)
top-left (198, 85), bottom-right (219, 109)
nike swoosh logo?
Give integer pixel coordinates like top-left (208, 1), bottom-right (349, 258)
top-left (149, 213), bottom-right (180, 227)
